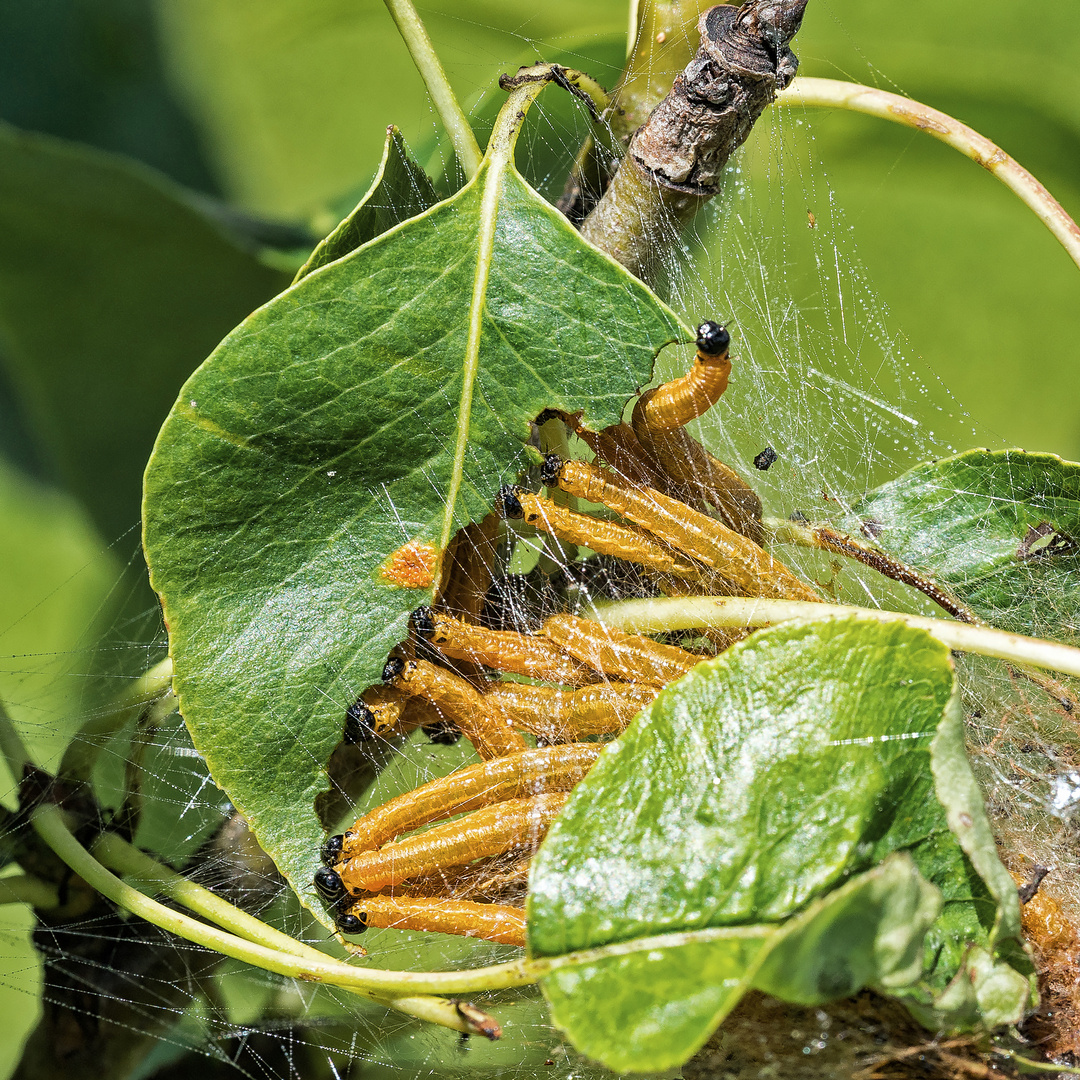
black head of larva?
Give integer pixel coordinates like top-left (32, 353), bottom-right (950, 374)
top-left (320, 834), bottom-right (344, 867)
top-left (343, 700), bottom-right (376, 744)
top-left (539, 453), bottom-right (564, 487)
top-left (696, 321), bottom-right (730, 356)
top-left (497, 485), bottom-right (524, 520)
top-left (410, 606), bottom-right (436, 640)
top-left (381, 655), bottom-right (406, 683)
top-left (336, 910), bottom-right (367, 935)
top-left (313, 867), bottom-right (345, 902)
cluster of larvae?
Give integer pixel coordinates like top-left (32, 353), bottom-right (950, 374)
top-left (312, 322), bottom-right (824, 946)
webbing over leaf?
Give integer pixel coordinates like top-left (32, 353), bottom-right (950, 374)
top-left (851, 449), bottom-right (1080, 641)
top-left (142, 78), bottom-right (686, 913)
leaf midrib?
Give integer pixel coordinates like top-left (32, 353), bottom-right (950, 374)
top-left (440, 158), bottom-right (504, 552)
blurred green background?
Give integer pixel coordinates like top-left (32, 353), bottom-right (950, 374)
top-left (0, 0), bottom-right (1078, 1076)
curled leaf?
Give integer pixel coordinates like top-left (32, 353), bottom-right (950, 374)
top-left (529, 617), bottom-right (1032, 1070)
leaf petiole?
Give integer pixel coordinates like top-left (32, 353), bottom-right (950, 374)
top-left (381, 0), bottom-right (483, 179)
top-left (91, 830), bottom-right (502, 1037)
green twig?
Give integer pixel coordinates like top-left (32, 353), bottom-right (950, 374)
top-left (381, 0), bottom-right (483, 179)
top-left (592, 596), bottom-right (1080, 678)
top-left (777, 77), bottom-right (1080, 275)
top-left (91, 832), bottom-right (486, 1037)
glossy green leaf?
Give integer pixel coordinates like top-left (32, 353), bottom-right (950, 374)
top-left (528, 618), bottom-right (955, 956)
top-left (142, 87), bottom-right (686, 913)
top-left (0, 123), bottom-right (290, 538)
top-left (850, 449), bottom-right (1080, 639)
top-left (529, 617), bottom-right (1031, 1069)
top-left (292, 127), bottom-right (437, 284)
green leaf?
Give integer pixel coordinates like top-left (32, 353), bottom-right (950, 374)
top-left (539, 856), bottom-right (940, 1074)
top-left (292, 127), bottom-right (437, 284)
top-left (142, 85), bottom-right (685, 914)
top-left (898, 678), bottom-right (1036, 1029)
top-left (0, 124), bottom-right (290, 538)
top-left (752, 853), bottom-right (942, 1005)
top-left (849, 449), bottom-right (1080, 639)
top-left (930, 681), bottom-right (1023, 950)
top-left (528, 617), bottom-right (1030, 1069)
top-left (0, 458), bottom-right (117, 783)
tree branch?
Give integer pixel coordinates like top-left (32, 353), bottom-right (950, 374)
top-left (580, 0), bottom-right (808, 282)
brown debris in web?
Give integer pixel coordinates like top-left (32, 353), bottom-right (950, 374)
top-left (682, 990), bottom-right (1014, 1079)
top-left (1013, 865), bottom-right (1080, 1062)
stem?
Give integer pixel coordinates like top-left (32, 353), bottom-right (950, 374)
top-left (92, 832), bottom-right (316, 957)
top-left (593, 596), bottom-right (1080, 678)
top-left (580, 0), bottom-right (808, 282)
top-left (381, 0), bottom-right (483, 180)
top-left (776, 77), bottom-right (1080, 275)
top-left (31, 802), bottom-right (534, 994)
top-left (90, 833), bottom-right (486, 1037)
top-left (615, 0), bottom-right (718, 141)
top-left (1, 690), bottom-right (505, 1034)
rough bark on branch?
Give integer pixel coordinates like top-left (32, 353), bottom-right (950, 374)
top-left (580, 0), bottom-right (808, 283)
